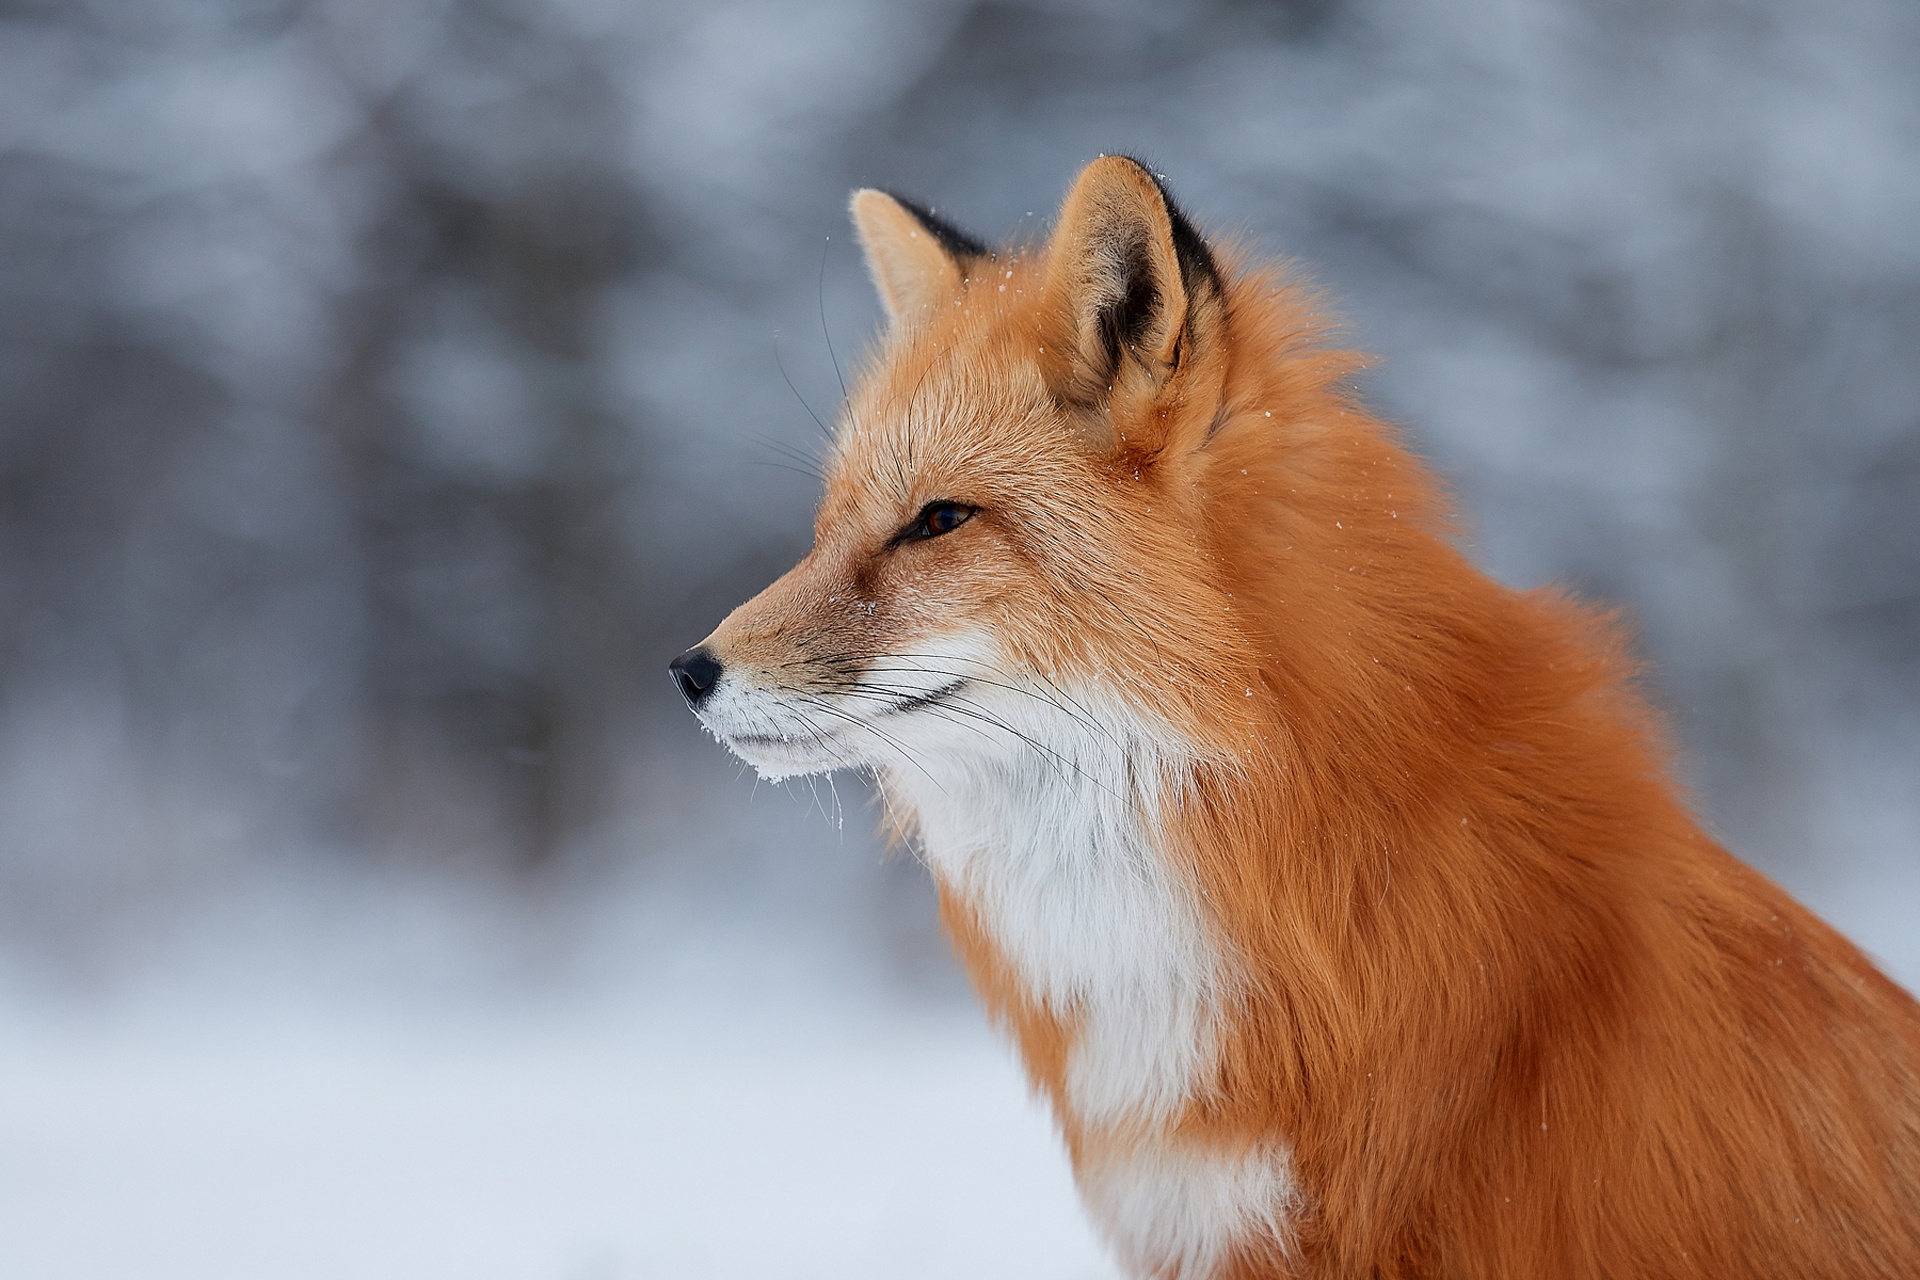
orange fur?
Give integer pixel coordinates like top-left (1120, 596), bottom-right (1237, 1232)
top-left (681, 158), bottom-right (1920, 1278)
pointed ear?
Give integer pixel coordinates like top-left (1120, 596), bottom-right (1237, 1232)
top-left (1040, 156), bottom-right (1224, 418)
top-left (849, 190), bottom-right (987, 334)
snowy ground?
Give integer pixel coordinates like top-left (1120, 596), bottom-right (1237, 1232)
top-left (0, 830), bottom-right (1121, 1280)
top-left (0, 778), bottom-right (1909, 1280)
top-left (0, 1004), bottom-right (1117, 1280)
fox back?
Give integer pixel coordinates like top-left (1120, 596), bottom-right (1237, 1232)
top-left (670, 157), bottom-right (1920, 1279)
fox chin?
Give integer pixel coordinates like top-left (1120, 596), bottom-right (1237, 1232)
top-left (669, 157), bottom-right (1920, 1279)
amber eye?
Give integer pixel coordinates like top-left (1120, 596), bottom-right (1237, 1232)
top-left (903, 501), bottom-right (975, 542)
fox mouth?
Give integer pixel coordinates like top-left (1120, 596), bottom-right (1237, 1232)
top-left (714, 677), bottom-right (971, 775)
top-left (726, 679), bottom-right (970, 748)
top-left (871, 678), bottom-right (969, 717)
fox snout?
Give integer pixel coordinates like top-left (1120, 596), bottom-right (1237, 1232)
top-left (668, 647), bottom-right (722, 708)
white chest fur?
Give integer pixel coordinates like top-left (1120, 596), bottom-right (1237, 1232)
top-left (905, 734), bottom-right (1219, 1129)
top-left (1081, 1139), bottom-right (1302, 1278)
top-left (714, 621), bottom-right (1300, 1271)
top-left (884, 682), bottom-right (1299, 1277)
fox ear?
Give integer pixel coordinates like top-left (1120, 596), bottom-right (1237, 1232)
top-left (850, 189), bottom-right (986, 334)
top-left (1041, 156), bottom-right (1224, 420)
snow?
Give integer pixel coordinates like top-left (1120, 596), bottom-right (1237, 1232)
top-left (0, 799), bottom-right (1909, 1280)
top-left (0, 1007), bottom-right (1118, 1280)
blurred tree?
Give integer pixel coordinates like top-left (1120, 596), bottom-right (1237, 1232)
top-left (318, 0), bottom-right (660, 867)
top-left (0, 0), bottom-right (1912, 981)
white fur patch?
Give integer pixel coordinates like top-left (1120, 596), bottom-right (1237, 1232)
top-left (1079, 1140), bottom-right (1301, 1279)
top-left (699, 631), bottom-right (1300, 1273)
top-left (899, 680), bottom-right (1218, 1130)
top-left (754, 632), bottom-right (1210, 1129)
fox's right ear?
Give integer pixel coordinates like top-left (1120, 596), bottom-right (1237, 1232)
top-left (850, 189), bottom-right (986, 334)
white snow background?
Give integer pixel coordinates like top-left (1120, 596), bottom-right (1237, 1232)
top-left (0, 779), bottom-right (1121, 1280)
top-left (0, 1009), bottom-right (1112, 1280)
top-left (1, 767), bottom-right (1912, 1280)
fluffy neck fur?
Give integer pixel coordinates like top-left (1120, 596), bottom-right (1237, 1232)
top-left (886, 265), bottom-right (1920, 1279)
top-left (892, 694), bottom-right (1218, 1132)
top-left (889, 694), bottom-right (1304, 1277)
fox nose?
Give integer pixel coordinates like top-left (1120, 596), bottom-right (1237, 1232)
top-left (669, 647), bottom-right (723, 707)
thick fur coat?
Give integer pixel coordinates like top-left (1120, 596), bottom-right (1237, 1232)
top-left (672, 157), bottom-right (1920, 1278)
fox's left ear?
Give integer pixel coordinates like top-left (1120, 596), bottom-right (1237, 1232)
top-left (850, 190), bottom-right (987, 335)
top-left (1040, 157), bottom-right (1227, 454)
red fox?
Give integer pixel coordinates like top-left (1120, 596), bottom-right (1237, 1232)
top-left (669, 156), bottom-right (1920, 1278)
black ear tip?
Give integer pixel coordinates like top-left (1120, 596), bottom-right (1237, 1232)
top-left (1096, 153), bottom-right (1176, 206)
top-left (882, 192), bottom-right (990, 259)
top-left (1086, 155), bottom-right (1220, 297)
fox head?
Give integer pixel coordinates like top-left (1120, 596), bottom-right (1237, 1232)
top-left (670, 156), bottom-right (1391, 793)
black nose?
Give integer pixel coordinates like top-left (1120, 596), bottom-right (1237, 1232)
top-left (669, 647), bottom-right (723, 707)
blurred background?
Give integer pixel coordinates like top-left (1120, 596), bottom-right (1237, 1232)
top-left (1, 0), bottom-right (1915, 1276)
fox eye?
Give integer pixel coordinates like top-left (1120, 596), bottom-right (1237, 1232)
top-left (903, 501), bottom-right (975, 542)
